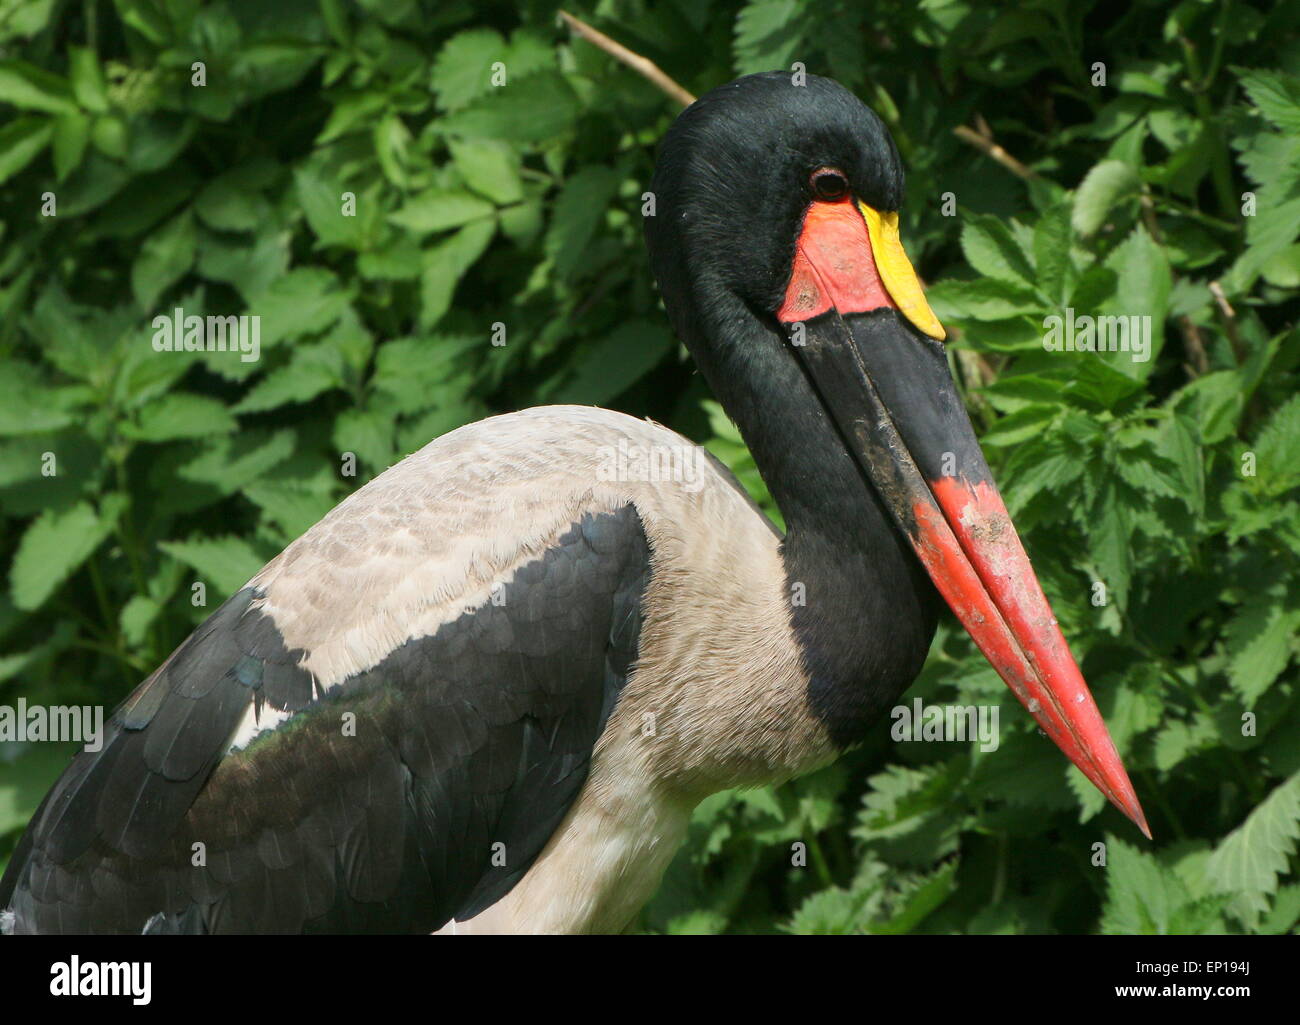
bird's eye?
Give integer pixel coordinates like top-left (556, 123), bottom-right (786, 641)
top-left (811, 169), bottom-right (850, 202)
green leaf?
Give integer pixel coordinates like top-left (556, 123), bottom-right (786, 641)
top-left (961, 214), bottom-right (1036, 287)
top-left (0, 59), bottom-right (76, 113)
top-left (158, 536), bottom-right (267, 599)
top-left (195, 175), bottom-right (269, 232)
top-left (232, 343), bottom-right (342, 413)
top-left (1033, 203), bottom-right (1073, 304)
top-left (0, 115), bottom-right (52, 186)
top-left (1089, 477), bottom-right (1133, 613)
top-left (126, 112), bottom-right (195, 172)
top-left (438, 71), bottom-right (579, 143)
top-left (119, 594), bottom-right (160, 647)
top-left (131, 210), bottom-right (196, 311)
top-left (1101, 837), bottom-right (1203, 935)
top-left (552, 320), bottom-right (673, 405)
top-left (333, 407), bottom-right (394, 473)
top-left (1204, 771), bottom-right (1300, 926)
top-left (388, 189), bottom-right (495, 235)
top-left (1103, 226), bottom-right (1169, 375)
top-left (0, 743), bottom-right (80, 836)
top-left (295, 165), bottom-right (369, 249)
top-left (9, 498), bottom-right (124, 610)
top-left (50, 111), bottom-right (89, 180)
top-left (1224, 590), bottom-right (1300, 706)
top-left (89, 114), bottom-right (126, 160)
top-left (123, 392), bottom-right (236, 441)
top-left (924, 278), bottom-right (1043, 320)
top-left (1072, 160), bottom-right (1140, 236)
top-left (419, 219), bottom-right (495, 328)
top-left (372, 111), bottom-right (412, 187)
top-left (247, 268), bottom-right (351, 347)
top-left (431, 29), bottom-right (505, 112)
top-left (1250, 394), bottom-right (1300, 496)
top-left (545, 166), bottom-right (622, 280)
top-left (866, 861), bottom-right (958, 935)
top-left (980, 405), bottom-right (1058, 447)
top-left (245, 480), bottom-right (337, 543)
top-left (786, 886), bottom-right (872, 935)
top-left (1237, 68), bottom-right (1300, 132)
top-left (734, 0), bottom-right (806, 76)
top-left (67, 46), bottom-right (108, 113)
top-left (1259, 884), bottom-right (1300, 934)
top-left (1153, 715), bottom-right (1215, 771)
top-left (449, 138), bottom-right (522, 205)
top-left (179, 429), bottom-right (296, 495)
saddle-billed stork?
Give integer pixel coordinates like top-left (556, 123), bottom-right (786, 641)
top-left (0, 72), bottom-right (1148, 935)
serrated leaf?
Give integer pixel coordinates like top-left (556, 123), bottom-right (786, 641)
top-left (449, 138), bottom-right (522, 205)
top-left (119, 594), bottom-right (160, 647)
top-left (179, 429), bottom-right (296, 494)
top-left (0, 743), bottom-right (81, 836)
top-left (1153, 715), bottom-right (1215, 771)
top-left (431, 29), bottom-right (505, 112)
top-left (1259, 883), bottom-right (1300, 934)
top-left (1237, 68), bottom-right (1300, 132)
top-left (0, 59), bottom-right (75, 113)
top-left (131, 210), bottom-right (196, 311)
top-left (961, 215), bottom-right (1036, 287)
top-left (786, 885), bottom-right (875, 935)
top-left (388, 190), bottom-right (495, 235)
top-left (927, 278), bottom-right (1044, 320)
top-left (438, 71), bottom-right (579, 142)
top-left (67, 46), bottom-right (107, 113)
top-left (1033, 203), bottom-right (1072, 304)
top-left (50, 111), bottom-right (89, 180)
top-left (123, 392), bottom-right (236, 441)
top-left (545, 166), bottom-right (622, 280)
top-left (0, 115), bottom-right (52, 186)
top-left (333, 407), bottom-right (394, 474)
top-left (734, 0), bottom-right (806, 76)
top-left (195, 175), bottom-right (269, 232)
top-left (1204, 771), bottom-right (1300, 926)
top-left (9, 498), bottom-right (124, 610)
top-left (1224, 590), bottom-right (1300, 706)
top-left (551, 320), bottom-right (672, 405)
top-left (1103, 226), bottom-right (1169, 375)
top-left (1251, 394), bottom-right (1300, 496)
top-left (158, 536), bottom-right (266, 598)
top-left (294, 164), bottom-right (368, 249)
top-left (246, 268), bottom-right (350, 348)
top-left (1088, 477), bottom-right (1132, 613)
top-left (1101, 837), bottom-right (1199, 934)
top-left (419, 219), bottom-right (495, 329)
top-left (1072, 160), bottom-right (1140, 235)
top-left (866, 861), bottom-right (958, 935)
top-left (232, 344), bottom-right (342, 414)
top-left (245, 480), bottom-right (337, 542)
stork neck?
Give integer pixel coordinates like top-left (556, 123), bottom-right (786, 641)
top-left (703, 316), bottom-right (941, 747)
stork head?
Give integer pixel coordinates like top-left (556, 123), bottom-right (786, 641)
top-left (645, 72), bottom-right (1149, 838)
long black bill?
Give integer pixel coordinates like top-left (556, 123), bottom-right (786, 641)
top-left (777, 197), bottom-right (1149, 836)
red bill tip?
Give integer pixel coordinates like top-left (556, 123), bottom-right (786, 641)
top-left (910, 477), bottom-right (1150, 838)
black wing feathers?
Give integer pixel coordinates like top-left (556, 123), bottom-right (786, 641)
top-left (1, 506), bottom-right (650, 934)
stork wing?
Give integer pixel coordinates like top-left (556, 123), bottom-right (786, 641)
top-left (1, 505), bottom-right (650, 934)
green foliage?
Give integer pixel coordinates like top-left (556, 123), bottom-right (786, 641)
top-left (0, 0), bottom-right (1297, 934)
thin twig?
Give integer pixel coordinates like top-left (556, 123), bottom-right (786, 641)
top-left (1141, 193), bottom-right (1210, 377)
top-left (558, 11), bottom-right (696, 108)
top-left (952, 124), bottom-right (1038, 181)
top-left (1177, 316), bottom-right (1211, 377)
top-left (1208, 280), bottom-right (1244, 363)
